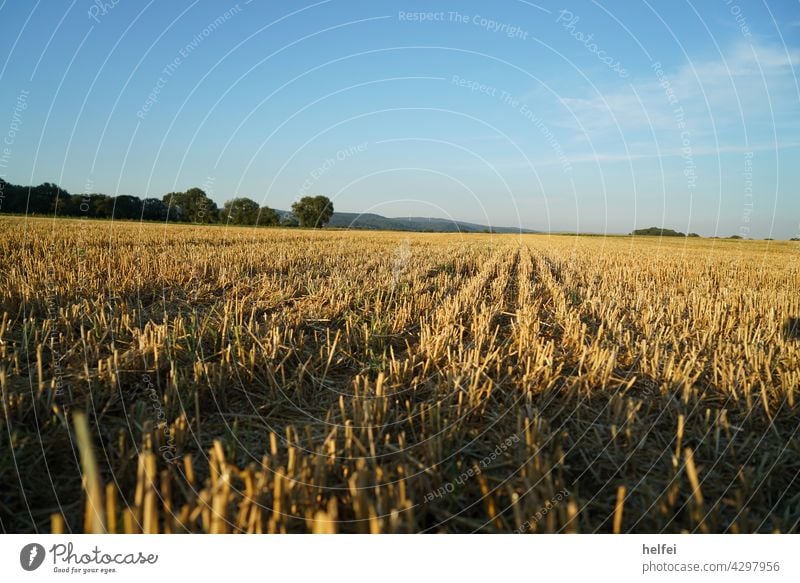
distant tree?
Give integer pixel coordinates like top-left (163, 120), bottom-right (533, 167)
top-left (220, 197), bottom-right (281, 226)
top-left (0, 179), bottom-right (24, 213)
top-left (223, 197), bottom-right (260, 225)
top-left (729, 235), bottom-right (743, 239)
top-left (141, 198), bottom-right (170, 221)
top-left (258, 206), bottom-right (280, 226)
top-left (22, 182), bottom-right (70, 215)
top-left (687, 233), bottom-right (700, 238)
top-left (0, 178), bottom-right (7, 211)
top-left (52, 191), bottom-right (74, 216)
top-left (89, 194), bottom-right (113, 218)
top-left (163, 187), bottom-right (218, 223)
top-left (280, 216), bottom-right (299, 227)
top-left (113, 195), bottom-right (142, 220)
top-left (291, 195), bottom-right (334, 228)
top-left (791, 237), bottom-right (800, 241)
top-left (60, 194), bottom-right (82, 216)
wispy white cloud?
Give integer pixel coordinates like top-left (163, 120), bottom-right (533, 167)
top-left (559, 140), bottom-right (800, 165)
top-left (460, 141), bottom-right (800, 172)
top-left (552, 40), bottom-right (800, 137)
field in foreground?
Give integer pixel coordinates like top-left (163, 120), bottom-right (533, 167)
top-left (1, 217), bottom-right (798, 533)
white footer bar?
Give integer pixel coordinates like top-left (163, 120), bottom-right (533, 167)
top-left (1, 534), bottom-right (796, 582)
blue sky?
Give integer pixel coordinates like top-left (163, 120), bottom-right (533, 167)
top-left (1, 0), bottom-right (798, 237)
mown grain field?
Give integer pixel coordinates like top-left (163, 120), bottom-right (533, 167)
top-left (1, 216), bottom-right (798, 533)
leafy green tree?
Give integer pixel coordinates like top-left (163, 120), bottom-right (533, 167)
top-left (222, 198), bottom-right (281, 226)
top-left (258, 206), bottom-right (280, 226)
top-left (89, 194), bottom-right (113, 218)
top-left (113, 195), bottom-right (142, 220)
top-left (162, 187), bottom-right (218, 223)
top-left (223, 197), bottom-right (260, 225)
top-left (291, 195), bottom-right (334, 228)
top-left (22, 182), bottom-right (70, 215)
top-left (0, 179), bottom-right (24, 213)
top-left (142, 198), bottom-right (171, 221)
top-left (52, 191), bottom-right (73, 216)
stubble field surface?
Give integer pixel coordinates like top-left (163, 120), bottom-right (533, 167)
top-left (1, 217), bottom-right (798, 533)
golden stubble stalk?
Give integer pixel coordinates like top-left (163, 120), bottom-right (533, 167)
top-left (73, 411), bottom-right (106, 534)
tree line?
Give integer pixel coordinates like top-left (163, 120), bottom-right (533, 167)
top-left (0, 179), bottom-right (334, 227)
top-left (631, 227), bottom-right (700, 237)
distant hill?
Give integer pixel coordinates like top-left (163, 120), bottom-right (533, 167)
top-left (277, 210), bottom-right (536, 233)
